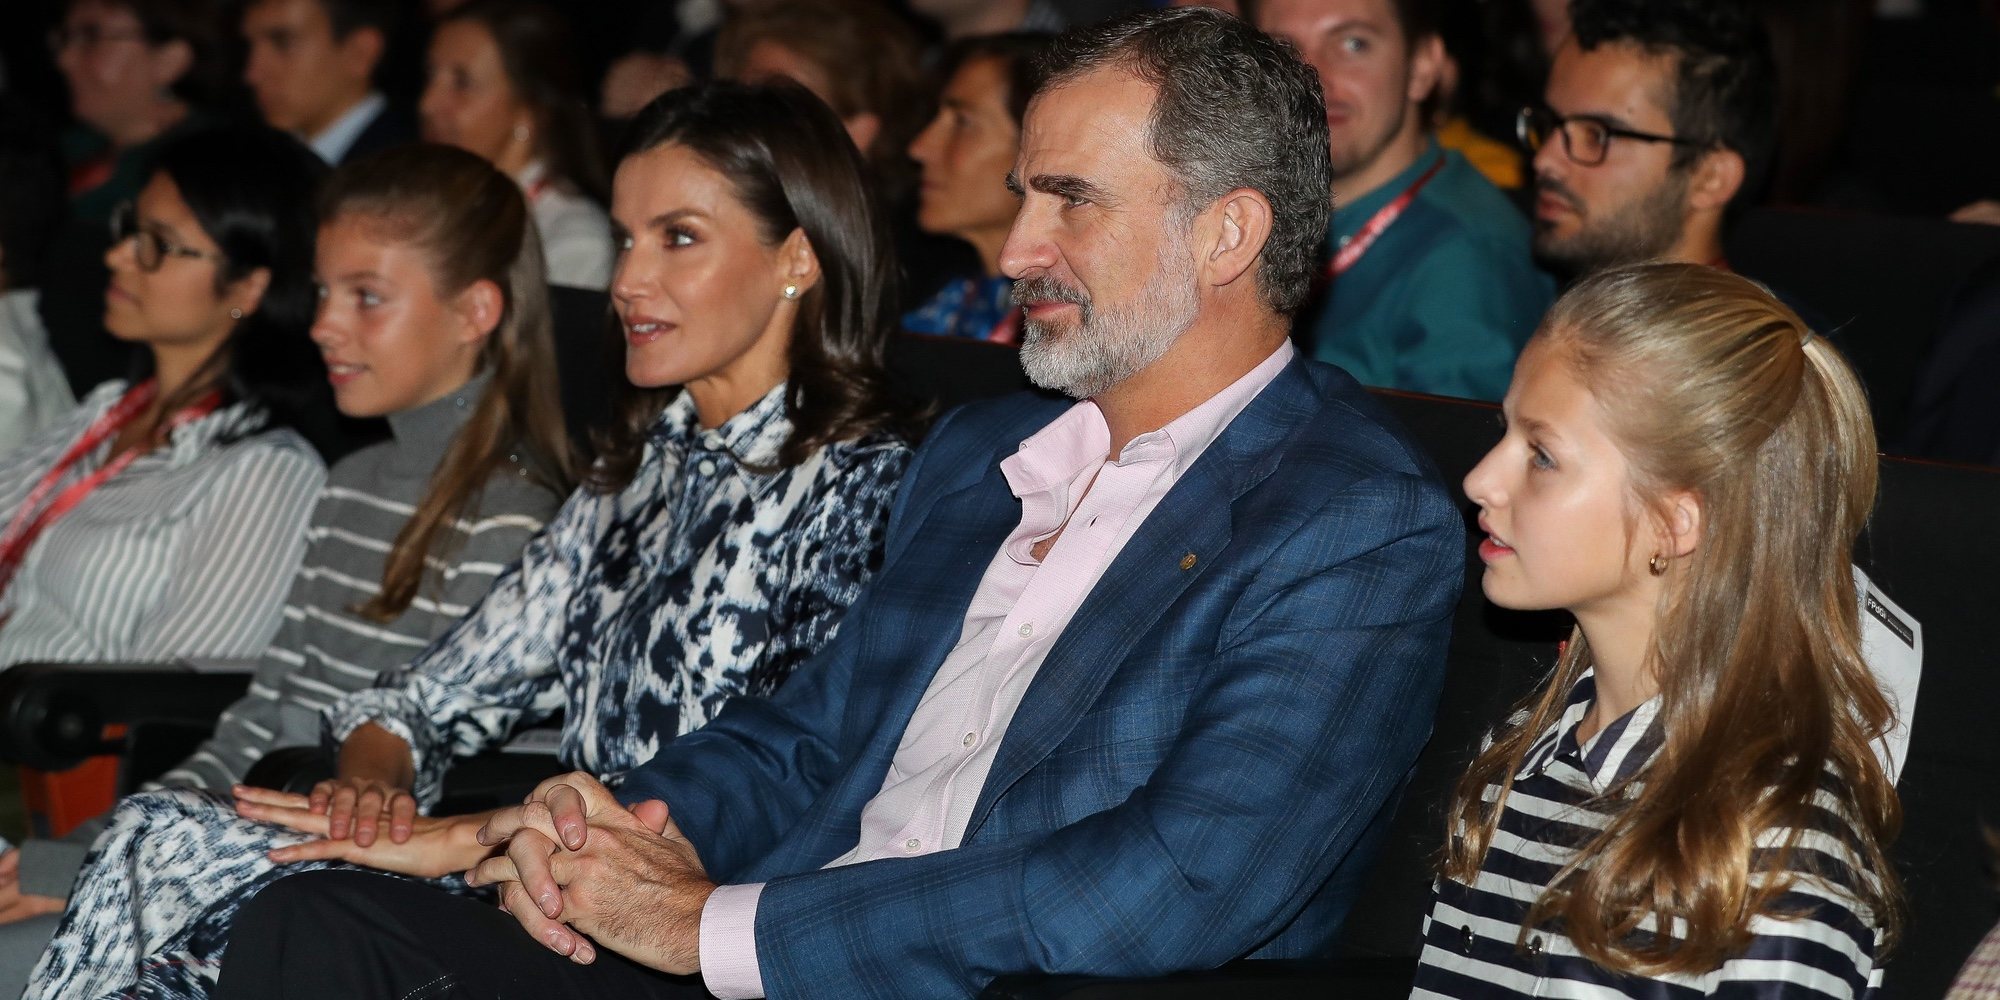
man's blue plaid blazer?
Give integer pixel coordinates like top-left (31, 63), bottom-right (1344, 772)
top-left (619, 355), bottom-right (1464, 998)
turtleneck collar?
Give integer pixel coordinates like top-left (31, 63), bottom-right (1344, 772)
top-left (382, 370), bottom-right (494, 477)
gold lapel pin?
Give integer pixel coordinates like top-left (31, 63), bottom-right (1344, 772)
top-left (1179, 552), bottom-right (1198, 571)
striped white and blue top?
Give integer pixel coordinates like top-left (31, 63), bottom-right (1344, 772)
top-left (1413, 670), bottom-right (1886, 999)
top-left (157, 375), bottom-right (561, 791)
top-left (0, 381), bottom-right (326, 668)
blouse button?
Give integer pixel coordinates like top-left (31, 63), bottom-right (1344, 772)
top-left (1528, 935), bottom-right (1543, 958)
top-left (698, 459), bottom-right (717, 476)
top-left (1460, 924), bottom-right (1475, 955)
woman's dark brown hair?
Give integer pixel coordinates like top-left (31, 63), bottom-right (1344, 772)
top-left (318, 143), bottom-right (578, 620)
top-left (588, 81), bottom-right (915, 493)
top-left (435, 0), bottom-right (606, 204)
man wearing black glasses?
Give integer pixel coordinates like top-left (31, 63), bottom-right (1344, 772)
top-left (1521, 0), bottom-right (1776, 277)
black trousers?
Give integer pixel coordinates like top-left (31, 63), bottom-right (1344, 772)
top-left (215, 869), bottom-right (716, 999)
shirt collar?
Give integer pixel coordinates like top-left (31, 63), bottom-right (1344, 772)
top-left (647, 382), bottom-right (792, 467)
top-left (1330, 137), bottom-right (1445, 244)
top-left (305, 92), bottom-right (386, 165)
top-left (70, 380), bottom-right (273, 469)
top-left (1520, 667), bottom-right (1666, 793)
top-left (1001, 339), bottom-right (1295, 499)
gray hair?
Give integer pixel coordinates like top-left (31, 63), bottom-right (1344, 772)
top-left (1037, 7), bottom-right (1332, 315)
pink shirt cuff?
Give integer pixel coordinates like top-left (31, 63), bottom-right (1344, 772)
top-left (699, 881), bottom-right (768, 999)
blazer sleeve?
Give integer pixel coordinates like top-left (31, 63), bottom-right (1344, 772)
top-left (744, 466), bottom-right (1462, 999)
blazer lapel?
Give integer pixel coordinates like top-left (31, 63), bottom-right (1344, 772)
top-left (846, 437), bottom-right (1028, 770)
top-left (963, 360), bottom-right (1322, 837)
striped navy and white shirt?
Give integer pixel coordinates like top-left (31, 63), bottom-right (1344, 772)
top-left (0, 381), bottom-right (326, 667)
top-left (1413, 670), bottom-right (1886, 999)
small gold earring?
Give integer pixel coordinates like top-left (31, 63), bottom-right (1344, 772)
top-left (1648, 553), bottom-right (1668, 576)
top-left (782, 284), bottom-right (799, 300)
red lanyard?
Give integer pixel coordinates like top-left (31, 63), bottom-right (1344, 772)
top-left (1324, 157), bottom-right (1446, 281)
top-left (0, 380), bottom-right (221, 603)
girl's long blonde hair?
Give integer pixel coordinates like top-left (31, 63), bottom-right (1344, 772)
top-left (1442, 262), bottom-right (1902, 975)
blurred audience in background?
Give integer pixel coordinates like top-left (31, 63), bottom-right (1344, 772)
top-left (1258, 0), bottom-right (1551, 401)
top-left (1521, 0), bottom-right (1776, 281)
top-left (420, 0), bottom-right (612, 289)
top-left (241, 0), bottom-right (412, 166)
top-left (903, 33), bottom-right (1047, 343)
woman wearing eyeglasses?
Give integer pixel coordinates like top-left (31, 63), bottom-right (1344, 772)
top-left (0, 123), bottom-right (338, 670)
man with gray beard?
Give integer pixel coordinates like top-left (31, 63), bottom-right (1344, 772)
top-left (217, 10), bottom-right (1462, 999)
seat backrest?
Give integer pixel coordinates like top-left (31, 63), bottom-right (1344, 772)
top-left (547, 285), bottom-right (619, 457)
top-left (1861, 455), bottom-right (2000, 999)
top-left (1725, 208), bottom-right (2000, 446)
top-left (1333, 390), bottom-right (1567, 958)
top-left (887, 332), bottom-right (1034, 416)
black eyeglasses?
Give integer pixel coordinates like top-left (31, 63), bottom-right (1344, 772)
top-left (1515, 106), bottom-right (1709, 167)
top-left (110, 201), bottom-right (226, 273)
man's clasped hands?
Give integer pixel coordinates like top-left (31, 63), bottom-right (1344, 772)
top-left (231, 771), bottom-right (712, 975)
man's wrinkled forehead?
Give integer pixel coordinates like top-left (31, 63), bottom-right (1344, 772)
top-left (1015, 66), bottom-right (1163, 192)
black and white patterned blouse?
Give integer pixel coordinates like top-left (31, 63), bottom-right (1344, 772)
top-left (1414, 670), bottom-right (1886, 999)
top-left (327, 383), bottom-right (912, 805)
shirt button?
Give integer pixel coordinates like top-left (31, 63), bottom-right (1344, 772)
top-left (1460, 924), bottom-right (1475, 955)
top-left (903, 837), bottom-right (921, 852)
top-left (697, 459), bottom-right (717, 476)
top-left (1017, 623), bottom-right (1033, 637)
top-left (1528, 935), bottom-right (1543, 958)
top-left (962, 731), bottom-right (978, 748)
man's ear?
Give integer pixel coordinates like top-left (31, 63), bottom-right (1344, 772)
top-left (451, 278), bottom-right (505, 348)
top-left (1202, 188), bottom-right (1273, 292)
top-left (338, 26), bottom-right (386, 83)
top-left (1687, 147), bottom-right (1746, 213)
top-left (843, 113), bottom-right (882, 159)
top-left (1407, 34), bottom-right (1447, 107)
top-left (150, 39), bottom-right (194, 93)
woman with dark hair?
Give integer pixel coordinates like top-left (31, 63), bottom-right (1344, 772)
top-left (715, 0), bottom-right (981, 310)
top-left (8, 143), bottom-right (574, 997)
top-left (903, 32), bottom-right (1047, 343)
top-left (419, 0), bottom-right (614, 290)
top-left (26, 81), bottom-right (915, 998)
top-left (0, 123), bottom-right (335, 671)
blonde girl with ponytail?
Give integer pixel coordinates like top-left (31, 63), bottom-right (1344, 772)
top-left (1418, 262), bottom-right (1902, 998)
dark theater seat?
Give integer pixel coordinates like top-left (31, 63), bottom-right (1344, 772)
top-left (1725, 208), bottom-right (2000, 447)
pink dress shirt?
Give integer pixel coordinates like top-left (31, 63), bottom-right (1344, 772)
top-left (699, 342), bottom-right (1296, 998)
